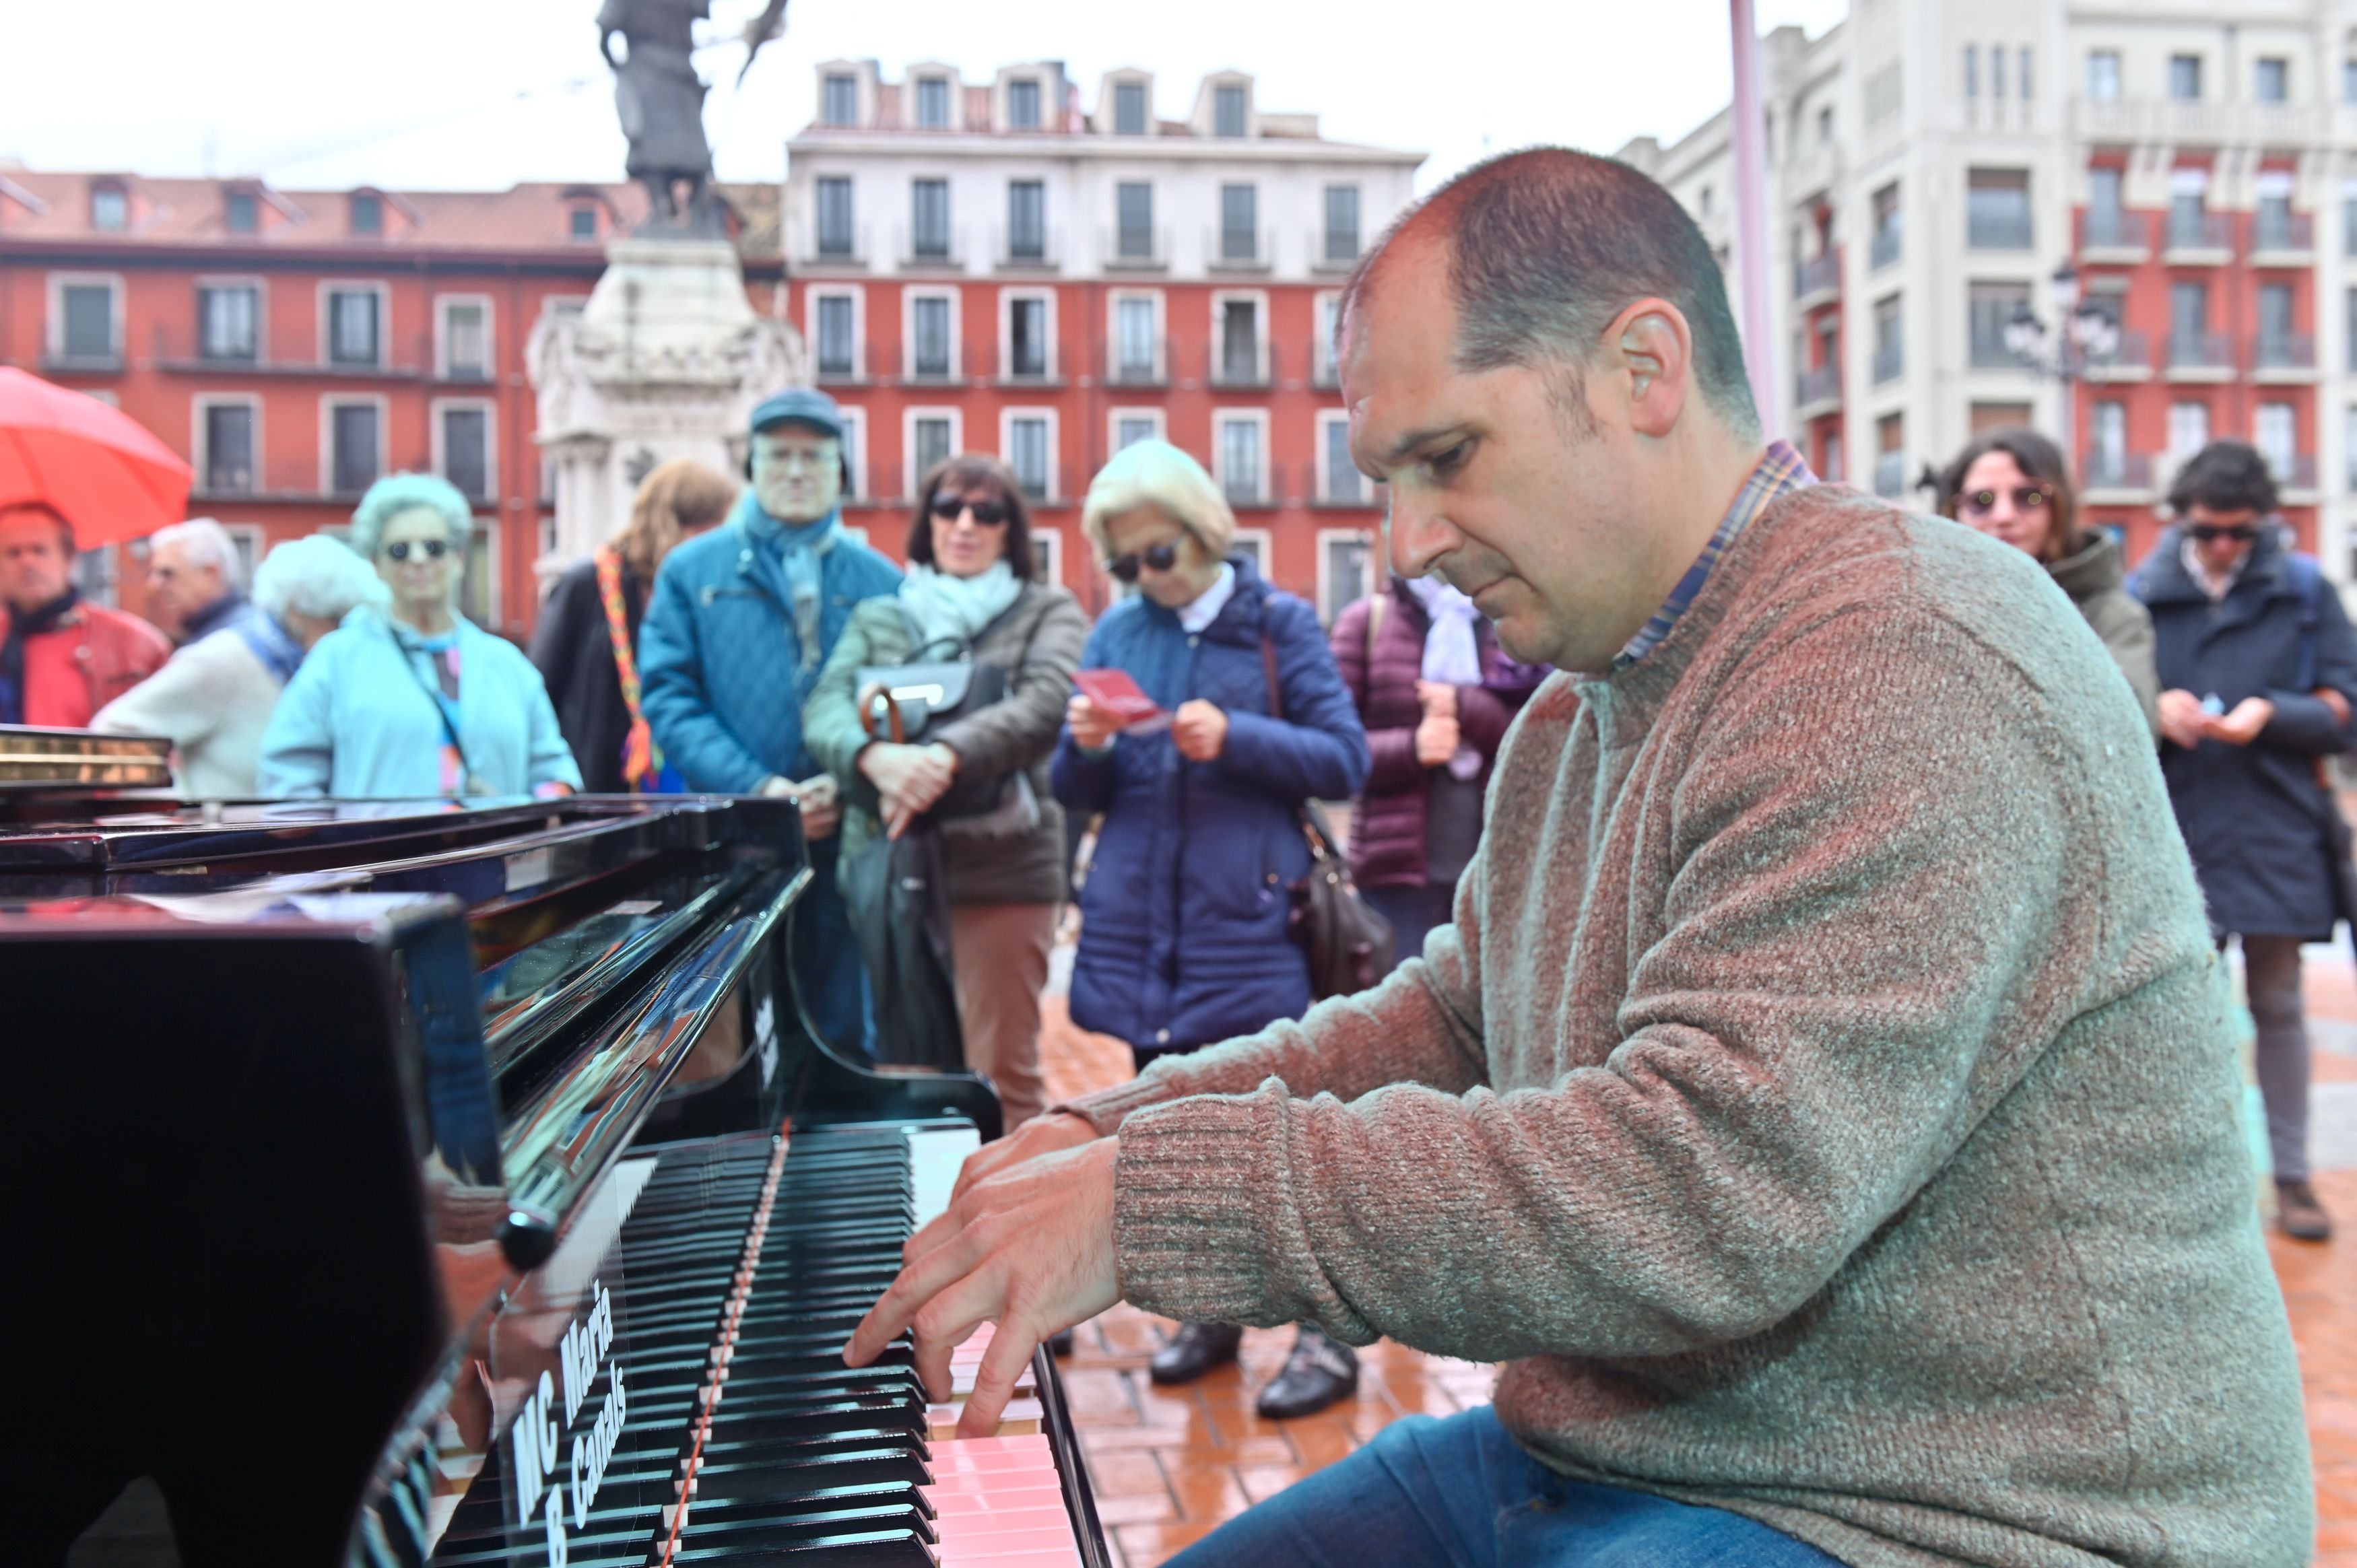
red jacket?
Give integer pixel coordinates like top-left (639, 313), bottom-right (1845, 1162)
top-left (1, 600), bottom-right (170, 728)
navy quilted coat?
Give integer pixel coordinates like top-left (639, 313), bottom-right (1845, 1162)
top-left (1052, 557), bottom-right (1368, 1054)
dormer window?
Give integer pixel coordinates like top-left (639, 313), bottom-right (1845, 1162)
top-left (1007, 78), bottom-right (1041, 130)
top-left (1215, 84), bottom-right (1247, 137)
top-left (568, 205), bottom-right (599, 242)
top-left (350, 193), bottom-right (383, 235)
top-left (916, 77), bottom-right (950, 129)
top-left (91, 184), bottom-right (127, 232)
top-left (225, 191), bottom-right (259, 234)
top-left (823, 72), bottom-right (857, 125)
top-left (1114, 81), bottom-right (1148, 135)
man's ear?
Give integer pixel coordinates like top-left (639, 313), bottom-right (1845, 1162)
top-left (1607, 298), bottom-right (1694, 440)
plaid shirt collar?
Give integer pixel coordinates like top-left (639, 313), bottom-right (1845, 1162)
top-left (1614, 438), bottom-right (1816, 670)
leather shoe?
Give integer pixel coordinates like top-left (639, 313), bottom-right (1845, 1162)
top-left (1255, 1323), bottom-right (1359, 1420)
top-left (1148, 1321), bottom-right (1242, 1385)
top-left (2278, 1178), bottom-right (2334, 1241)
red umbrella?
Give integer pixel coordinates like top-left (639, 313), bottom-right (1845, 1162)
top-left (0, 367), bottom-right (192, 549)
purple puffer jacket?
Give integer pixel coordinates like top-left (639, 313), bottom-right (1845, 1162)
top-left (1329, 578), bottom-right (1546, 889)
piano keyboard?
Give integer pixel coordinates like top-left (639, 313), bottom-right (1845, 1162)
top-left (424, 1122), bottom-right (1096, 1567)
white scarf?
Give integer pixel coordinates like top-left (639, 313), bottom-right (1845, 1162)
top-left (898, 561), bottom-right (1022, 653)
top-left (1402, 576), bottom-right (1485, 780)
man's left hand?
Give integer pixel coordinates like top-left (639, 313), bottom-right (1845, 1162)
top-left (842, 1136), bottom-right (1122, 1437)
top-left (2204, 696), bottom-right (2275, 747)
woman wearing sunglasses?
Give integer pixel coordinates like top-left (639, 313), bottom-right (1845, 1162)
top-left (1042, 439), bottom-right (1371, 1419)
top-left (1935, 425), bottom-right (2159, 735)
top-left (803, 454), bottom-right (1088, 1128)
top-left (259, 472), bottom-right (581, 799)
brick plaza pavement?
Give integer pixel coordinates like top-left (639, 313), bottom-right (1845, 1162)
top-left (1040, 955), bottom-right (2357, 1567)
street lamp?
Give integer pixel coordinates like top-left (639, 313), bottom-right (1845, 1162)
top-left (2005, 261), bottom-right (2121, 479)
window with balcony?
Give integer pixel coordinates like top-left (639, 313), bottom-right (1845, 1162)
top-left (1872, 295), bottom-right (1902, 384)
top-left (1969, 282), bottom-right (2031, 368)
top-left (2087, 50), bottom-right (2121, 102)
top-left (2169, 55), bottom-right (2201, 102)
top-left (1215, 84), bottom-right (1247, 137)
top-left (2257, 402), bottom-right (2298, 483)
top-left (1870, 182), bottom-right (1900, 269)
top-left (823, 73), bottom-right (857, 125)
top-left (1114, 81), bottom-right (1147, 135)
top-left (816, 295), bottom-right (855, 376)
top-left (2020, 46), bottom-right (2033, 99)
top-left (1963, 45), bottom-right (1979, 99)
top-left (440, 407), bottom-right (490, 500)
top-left (326, 288), bottom-right (381, 366)
top-left (59, 282), bottom-right (115, 362)
top-left (1324, 185), bottom-right (1360, 264)
top-left (912, 415), bottom-right (953, 476)
top-left (1007, 296), bottom-right (1048, 378)
top-left (2257, 281), bottom-right (2303, 370)
top-left (225, 191), bottom-right (258, 234)
top-left (1115, 415), bottom-right (1158, 450)
top-left (1116, 182), bottom-right (1153, 259)
top-left (91, 184), bottom-right (127, 232)
top-left (1217, 415), bottom-right (1263, 501)
top-left (1007, 416), bottom-right (1049, 496)
top-left (2088, 401), bottom-right (2128, 487)
top-left (331, 403), bottom-right (381, 494)
top-left (1316, 292), bottom-right (1342, 383)
top-left (1322, 534), bottom-right (1372, 624)
top-left (1991, 46), bottom-right (2007, 99)
top-left (911, 180), bottom-right (950, 259)
top-left (203, 403), bottom-right (255, 493)
top-left (1007, 78), bottom-right (1041, 130)
top-left (1324, 417), bottom-right (1361, 504)
top-left (1115, 297), bottom-right (1156, 382)
top-left (1220, 184), bottom-right (1258, 263)
top-left (2169, 281), bottom-right (2213, 367)
top-left (440, 300), bottom-right (488, 380)
top-left (2086, 166), bottom-right (2130, 246)
top-left (2257, 190), bottom-right (2300, 251)
top-left (817, 178), bottom-right (854, 257)
top-left (1966, 170), bottom-right (2031, 249)
top-left (2346, 60), bottom-right (2357, 104)
top-left (1007, 180), bottom-right (1044, 260)
top-left (350, 194), bottom-right (382, 235)
top-left (2255, 58), bottom-right (2288, 104)
top-left (915, 77), bottom-right (949, 129)
top-left (2347, 287), bottom-right (2357, 372)
top-left (2168, 399), bottom-right (2210, 463)
top-left (1873, 413), bottom-right (1906, 498)
top-left (911, 296), bottom-right (952, 378)
top-left (199, 284), bottom-right (258, 362)
top-left (1219, 298), bottom-right (1260, 382)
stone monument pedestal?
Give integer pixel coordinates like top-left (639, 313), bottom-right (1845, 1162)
top-left (528, 237), bottom-right (803, 587)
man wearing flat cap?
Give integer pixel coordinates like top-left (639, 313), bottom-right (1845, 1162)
top-left (641, 386), bottom-right (901, 1051)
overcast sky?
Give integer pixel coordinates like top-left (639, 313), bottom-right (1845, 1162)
top-left (5, 0), bottom-right (1847, 195)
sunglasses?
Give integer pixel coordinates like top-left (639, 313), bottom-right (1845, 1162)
top-left (1957, 486), bottom-right (2052, 518)
top-left (383, 539), bottom-right (449, 562)
top-left (1108, 541), bottom-right (1181, 582)
top-left (930, 496), bottom-right (1010, 527)
top-left (2187, 524), bottom-right (2261, 545)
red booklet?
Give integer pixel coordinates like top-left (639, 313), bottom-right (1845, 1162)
top-left (1073, 668), bottom-right (1170, 734)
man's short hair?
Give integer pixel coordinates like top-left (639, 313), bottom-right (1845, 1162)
top-left (1341, 146), bottom-right (1760, 438)
top-left (0, 500), bottom-right (75, 553)
top-left (149, 517), bottom-right (244, 593)
top-left (2168, 440), bottom-right (2279, 518)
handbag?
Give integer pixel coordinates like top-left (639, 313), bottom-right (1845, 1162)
top-left (855, 607), bottom-right (1013, 821)
top-left (1259, 629), bottom-right (1395, 998)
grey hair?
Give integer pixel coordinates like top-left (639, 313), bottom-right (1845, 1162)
top-left (1341, 146), bottom-right (1760, 438)
top-left (253, 535), bottom-right (389, 623)
top-left (150, 517), bottom-right (244, 592)
top-left (347, 472), bottom-right (473, 560)
top-left (1080, 440), bottom-right (1236, 564)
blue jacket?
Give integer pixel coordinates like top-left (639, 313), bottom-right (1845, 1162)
top-left (1053, 557), bottom-right (1368, 1050)
top-left (258, 611), bottom-right (581, 798)
top-left (639, 511), bottom-right (903, 791)
top-left (2131, 526), bottom-right (2357, 939)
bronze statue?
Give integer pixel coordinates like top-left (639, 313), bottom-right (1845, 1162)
top-left (597, 0), bottom-right (789, 236)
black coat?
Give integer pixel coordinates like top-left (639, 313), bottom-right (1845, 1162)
top-left (2131, 526), bottom-right (2357, 939)
top-left (529, 555), bottom-right (643, 796)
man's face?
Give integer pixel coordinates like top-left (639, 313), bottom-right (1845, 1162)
top-left (1343, 238), bottom-right (1662, 673)
top-left (145, 538), bottom-right (226, 637)
top-left (0, 509), bottom-right (74, 615)
top-left (2185, 503), bottom-right (2264, 580)
top-left (750, 425), bottom-right (843, 524)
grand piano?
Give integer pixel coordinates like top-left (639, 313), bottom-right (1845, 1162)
top-left (0, 728), bottom-right (1111, 1568)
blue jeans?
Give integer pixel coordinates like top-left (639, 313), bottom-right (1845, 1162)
top-left (1166, 1408), bottom-right (1844, 1568)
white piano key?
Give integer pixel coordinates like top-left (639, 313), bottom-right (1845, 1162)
top-left (906, 1124), bottom-right (982, 1229)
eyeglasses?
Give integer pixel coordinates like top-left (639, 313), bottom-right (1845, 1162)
top-left (2187, 524), bottom-right (2261, 545)
top-left (930, 496), bottom-right (1010, 527)
top-left (1957, 486), bottom-right (2053, 518)
top-left (1107, 541), bottom-right (1181, 582)
top-left (383, 539), bottom-right (449, 562)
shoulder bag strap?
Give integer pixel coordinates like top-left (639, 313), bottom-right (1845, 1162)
top-left (382, 619), bottom-right (476, 795)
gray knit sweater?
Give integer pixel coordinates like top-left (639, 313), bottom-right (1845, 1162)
top-left (1063, 484), bottom-right (2312, 1566)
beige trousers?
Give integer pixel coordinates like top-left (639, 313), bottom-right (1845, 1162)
top-left (948, 901), bottom-right (1057, 1130)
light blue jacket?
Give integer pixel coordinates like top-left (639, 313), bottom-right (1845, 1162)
top-left (257, 611), bottom-right (582, 798)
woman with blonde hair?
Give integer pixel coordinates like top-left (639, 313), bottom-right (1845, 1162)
top-left (531, 457), bottom-right (740, 792)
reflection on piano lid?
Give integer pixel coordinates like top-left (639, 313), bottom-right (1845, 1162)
top-left (0, 794), bottom-right (1094, 1567)
top-left (0, 722), bottom-right (172, 789)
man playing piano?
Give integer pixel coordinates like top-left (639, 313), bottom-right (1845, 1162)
top-left (847, 147), bottom-right (2313, 1566)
